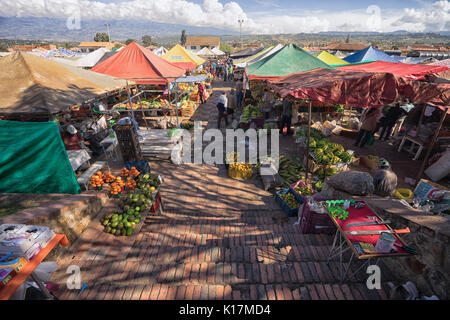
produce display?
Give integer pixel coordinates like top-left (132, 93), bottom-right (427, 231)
top-left (317, 167), bottom-right (338, 180)
top-left (136, 98), bottom-right (170, 109)
top-left (278, 156), bottom-right (303, 186)
top-left (279, 193), bottom-right (302, 209)
top-left (90, 172), bottom-right (104, 189)
top-left (294, 126), bottom-right (325, 141)
top-left (110, 182), bottom-right (122, 196)
top-left (294, 186), bottom-right (314, 196)
top-left (241, 105), bottom-right (263, 123)
top-left (225, 152), bottom-right (239, 164)
top-left (229, 162), bottom-right (253, 180)
top-left (101, 172), bottom-right (162, 237)
top-left (314, 181), bottom-right (324, 192)
top-left (104, 172), bottom-right (116, 183)
top-left (181, 121), bottom-right (194, 130)
top-left (121, 168), bottom-right (130, 177)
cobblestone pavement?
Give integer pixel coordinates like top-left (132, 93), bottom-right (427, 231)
top-left (52, 79), bottom-right (392, 300)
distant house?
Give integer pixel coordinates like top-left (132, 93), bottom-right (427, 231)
top-left (185, 36), bottom-right (220, 52)
top-left (78, 42), bottom-right (123, 53)
top-left (324, 42), bottom-right (367, 53)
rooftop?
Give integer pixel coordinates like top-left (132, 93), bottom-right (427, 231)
top-left (185, 36), bottom-right (220, 47)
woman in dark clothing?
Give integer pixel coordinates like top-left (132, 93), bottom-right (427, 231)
top-left (378, 103), bottom-right (407, 141)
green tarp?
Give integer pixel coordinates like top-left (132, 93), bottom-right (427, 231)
top-left (0, 120), bottom-right (81, 194)
top-left (247, 44), bottom-right (333, 79)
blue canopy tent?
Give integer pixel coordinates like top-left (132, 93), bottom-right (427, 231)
top-left (344, 46), bottom-right (400, 64)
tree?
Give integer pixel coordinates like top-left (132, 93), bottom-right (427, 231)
top-left (142, 35), bottom-right (153, 47)
top-left (94, 32), bottom-right (109, 42)
top-left (345, 34), bottom-right (350, 43)
top-left (125, 39), bottom-right (136, 45)
top-left (180, 30), bottom-right (187, 45)
top-left (220, 43), bottom-right (232, 53)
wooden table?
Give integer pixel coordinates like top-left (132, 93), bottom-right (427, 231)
top-left (0, 234), bottom-right (69, 300)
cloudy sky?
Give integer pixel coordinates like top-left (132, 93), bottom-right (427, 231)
top-left (0, 0), bottom-right (448, 33)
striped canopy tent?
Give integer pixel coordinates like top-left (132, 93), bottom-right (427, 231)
top-left (163, 44), bottom-right (206, 71)
top-left (233, 46), bottom-right (274, 67)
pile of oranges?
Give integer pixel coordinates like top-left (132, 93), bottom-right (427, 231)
top-left (90, 173), bottom-right (104, 189)
top-left (115, 176), bottom-right (125, 189)
top-left (104, 172), bottom-right (116, 183)
top-left (110, 182), bottom-right (122, 196)
top-left (126, 177), bottom-right (137, 190)
top-left (121, 168), bottom-right (130, 177)
top-left (129, 167), bottom-right (140, 178)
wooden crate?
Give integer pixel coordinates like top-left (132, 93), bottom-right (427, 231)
top-left (114, 124), bottom-right (143, 162)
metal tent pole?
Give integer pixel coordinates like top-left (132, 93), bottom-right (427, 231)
top-left (126, 80), bottom-right (134, 122)
top-left (305, 100), bottom-right (312, 184)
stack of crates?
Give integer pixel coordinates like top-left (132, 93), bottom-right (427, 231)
top-left (114, 124), bottom-right (143, 163)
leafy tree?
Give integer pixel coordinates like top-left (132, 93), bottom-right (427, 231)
top-left (125, 39), bottom-right (136, 45)
top-left (220, 43), bottom-right (232, 53)
top-left (142, 35), bottom-right (154, 47)
top-left (94, 32), bottom-right (109, 42)
top-left (180, 30), bottom-right (187, 45)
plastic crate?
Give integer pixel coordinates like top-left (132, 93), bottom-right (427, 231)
top-left (300, 197), bottom-right (336, 234)
top-left (275, 189), bottom-right (304, 217)
top-left (125, 161), bottom-right (151, 174)
top-left (289, 181), bottom-right (317, 199)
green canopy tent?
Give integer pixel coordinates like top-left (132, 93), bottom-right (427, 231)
top-left (0, 120), bottom-right (81, 194)
top-left (247, 44), bottom-right (333, 81)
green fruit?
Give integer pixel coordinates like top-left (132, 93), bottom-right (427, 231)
top-left (106, 227), bottom-right (111, 233)
top-left (126, 228), bottom-right (133, 236)
top-left (134, 218), bottom-right (140, 224)
top-left (115, 230), bottom-right (121, 236)
top-left (111, 228), bottom-right (116, 234)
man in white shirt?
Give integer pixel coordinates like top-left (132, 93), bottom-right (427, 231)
top-left (217, 91), bottom-right (228, 129)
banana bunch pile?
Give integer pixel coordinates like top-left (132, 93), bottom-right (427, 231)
top-left (279, 156), bottom-right (303, 186)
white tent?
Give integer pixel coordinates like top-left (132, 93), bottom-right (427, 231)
top-left (75, 47), bottom-right (109, 68)
top-left (211, 47), bottom-right (226, 56)
top-left (153, 46), bottom-right (168, 57)
top-left (196, 47), bottom-right (217, 58)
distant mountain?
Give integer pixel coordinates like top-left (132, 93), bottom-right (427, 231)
top-left (0, 16), bottom-right (238, 42)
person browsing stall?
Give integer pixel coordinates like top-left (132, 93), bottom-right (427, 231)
top-left (373, 159), bottom-right (398, 197)
top-left (61, 125), bottom-right (86, 151)
top-left (217, 91), bottom-right (228, 129)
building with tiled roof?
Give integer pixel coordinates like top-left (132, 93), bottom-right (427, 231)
top-left (185, 36), bottom-right (220, 52)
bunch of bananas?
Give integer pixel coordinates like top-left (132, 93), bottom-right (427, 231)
top-left (279, 156), bottom-right (303, 186)
top-left (228, 162), bottom-right (253, 180)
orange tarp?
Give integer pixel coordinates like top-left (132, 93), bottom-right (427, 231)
top-left (91, 42), bottom-right (185, 85)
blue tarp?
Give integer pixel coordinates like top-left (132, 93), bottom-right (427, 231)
top-left (344, 46), bottom-right (399, 63)
top-left (174, 75), bottom-right (208, 83)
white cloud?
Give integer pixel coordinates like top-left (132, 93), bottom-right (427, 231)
top-left (0, 0), bottom-right (448, 34)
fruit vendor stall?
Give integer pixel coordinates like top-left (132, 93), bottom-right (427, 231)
top-left (111, 75), bottom-right (210, 129)
top-left (90, 165), bottom-right (164, 237)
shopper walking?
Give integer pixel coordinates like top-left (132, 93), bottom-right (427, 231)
top-left (217, 91), bottom-right (228, 129)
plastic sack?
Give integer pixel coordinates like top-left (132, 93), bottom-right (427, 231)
top-left (327, 171), bottom-right (374, 196)
top-left (259, 163), bottom-right (283, 191)
top-left (9, 262), bottom-right (58, 300)
top-left (425, 151), bottom-right (450, 182)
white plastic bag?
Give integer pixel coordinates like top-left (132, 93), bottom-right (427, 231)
top-left (425, 151), bottom-right (450, 182)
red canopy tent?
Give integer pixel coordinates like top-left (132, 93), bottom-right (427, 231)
top-left (336, 61), bottom-right (449, 81)
top-left (268, 68), bottom-right (450, 112)
top-left (91, 42), bottom-right (186, 85)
